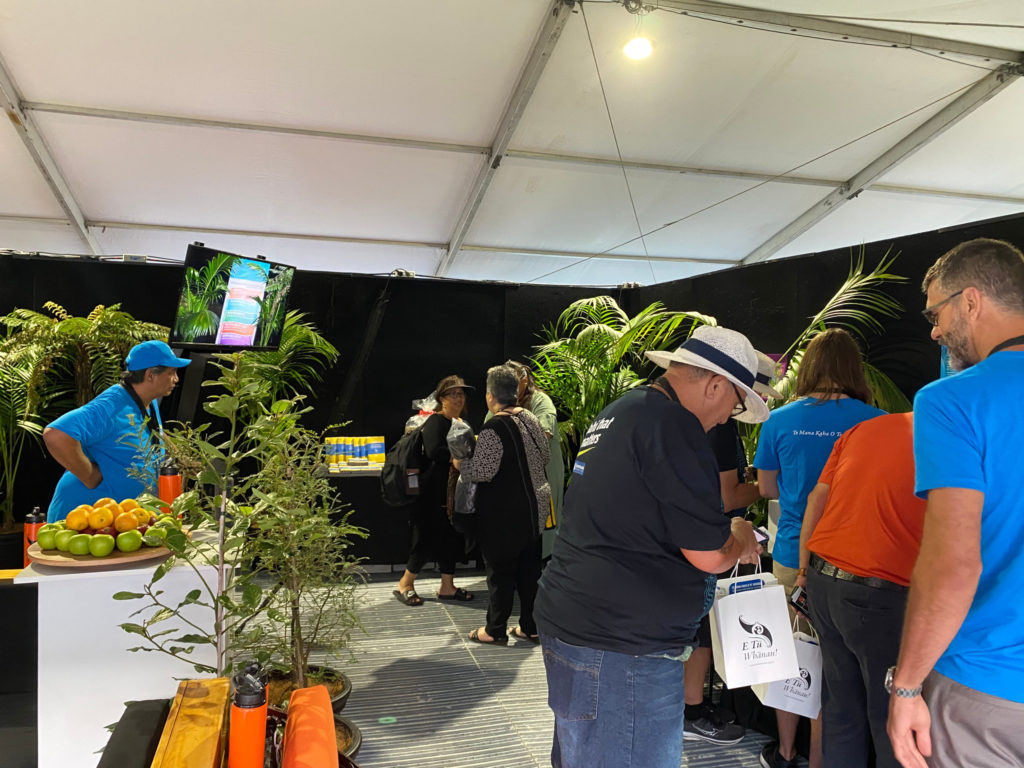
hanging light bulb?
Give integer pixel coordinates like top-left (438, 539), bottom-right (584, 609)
top-left (623, 37), bottom-right (653, 59)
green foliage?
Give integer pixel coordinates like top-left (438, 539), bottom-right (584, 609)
top-left (172, 255), bottom-right (231, 342)
top-left (0, 302), bottom-right (166, 527)
top-left (530, 296), bottom-right (714, 476)
top-left (0, 302), bottom-right (168, 411)
top-left (119, 355), bottom-right (365, 684)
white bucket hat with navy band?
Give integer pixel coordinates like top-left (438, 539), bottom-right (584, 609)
top-left (645, 325), bottom-right (771, 424)
top-left (753, 351), bottom-right (784, 401)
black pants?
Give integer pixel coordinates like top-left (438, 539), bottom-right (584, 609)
top-left (406, 500), bottom-right (463, 575)
top-left (482, 537), bottom-right (542, 641)
top-left (806, 566), bottom-right (907, 768)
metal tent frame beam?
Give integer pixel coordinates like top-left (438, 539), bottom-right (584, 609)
top-left (742, 63), bottom-right (1024, 265)
top-left (433, 0), bottom-right (575, 277)
top-left (643, 0), bottom-right (1024, 65)
top-left (0, 51), bottom-right (102, 255)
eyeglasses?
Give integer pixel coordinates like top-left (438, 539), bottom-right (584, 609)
top-left (921, 289), bottom-right (964, 326)
top-left (729, 382), bottom-right (747, 418)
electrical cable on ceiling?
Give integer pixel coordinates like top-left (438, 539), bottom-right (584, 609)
top-left (578, 3), bottom-right (657, 283)
top-left (527, 70), bottom-right (990, 284)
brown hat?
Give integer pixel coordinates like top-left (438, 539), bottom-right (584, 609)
top-left (436, 375), bottom-right (475, 398)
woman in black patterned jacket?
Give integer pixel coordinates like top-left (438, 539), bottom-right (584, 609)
top-left (459, 365), bottom-right (550, 644)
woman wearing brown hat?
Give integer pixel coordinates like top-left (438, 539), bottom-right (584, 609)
top-left (394, 374), bottom-right (475, 607)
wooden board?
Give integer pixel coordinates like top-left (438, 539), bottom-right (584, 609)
top-left (26, 541), bottom-right (172, 568)
top-left (151, 677), bottom-right (230, 768)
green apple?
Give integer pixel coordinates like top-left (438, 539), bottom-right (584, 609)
top-left (142, 527), bottom-right (167, 547)
top-left (155, 514), bottom-right (181, 528)
top-left (88, 534), bottom-right (116, 558)
top-left (116, 529), bottom-right (143, 553)
top-left (68, 534), bottom-right (92, 556)
top-left (55, 529), bottom-right (77, 552)
top-left (38, 523), bottom-right (61, 535)
top-left (36, 529), bottom-right (58, 550)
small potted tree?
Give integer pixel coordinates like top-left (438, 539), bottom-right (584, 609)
top-left (117, 353), bottom-right (366, 758)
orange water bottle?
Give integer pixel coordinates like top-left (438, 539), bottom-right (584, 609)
top-left (158, 459), bottom-right (182, 515)
top-left (228, 668), bottom-right (268, 768)
top-left (23, 506), bottom-right (44, 567)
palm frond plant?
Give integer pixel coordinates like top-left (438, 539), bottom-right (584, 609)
top-left (0, 353), bottom-right (47, 530)
top-left (530, 296), bottom-right (715, 476)
top-left (224, 311), bottom-right (339, 425)
top-left (172, 254), bottom-right (231, 343)
top-left (0, 302), bottom-right (168, 411)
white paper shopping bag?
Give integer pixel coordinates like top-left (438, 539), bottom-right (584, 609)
top-left (709, 584), bottom-right (799, 688)
top-left (753, 631), bottom-right (822, 718)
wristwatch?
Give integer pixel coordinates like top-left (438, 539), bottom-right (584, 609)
top-left (884, 666), bottom-right (922, 698)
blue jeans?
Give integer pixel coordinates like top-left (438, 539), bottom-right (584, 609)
top-left (540, 633), bottom-right (694, 768)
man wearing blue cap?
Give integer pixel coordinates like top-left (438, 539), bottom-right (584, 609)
top-left (42, 340), bottom-right (190, 523)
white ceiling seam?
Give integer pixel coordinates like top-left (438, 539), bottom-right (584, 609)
top-left (459, 243), bottom-right (738, 265)
top-left (434, 0), bottom-right (576, 278)
top-left (0, 50), bottom-right (101, 254)
top-left (742, 62), bottom-right (1024, 264)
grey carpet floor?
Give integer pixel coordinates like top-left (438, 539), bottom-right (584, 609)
top-left (312, 571), bottom-right (784, 768)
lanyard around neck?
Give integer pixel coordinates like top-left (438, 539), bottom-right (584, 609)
top-left (989, 334), bottom-right (1024, 356)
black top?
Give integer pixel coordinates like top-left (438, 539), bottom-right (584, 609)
top-left (534, 386), bottom-right (730, 655)
top-left (708, 421), bottom-right (748, 518)
top-left (474, 416), bottom-right (540, 561)
top-left (419, 413), bottom-right (454, 512)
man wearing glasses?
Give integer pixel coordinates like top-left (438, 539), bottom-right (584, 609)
top-left (887, 237), bottom-right (1024, 768)
top-left (534, 325), bottom-right (766, 768)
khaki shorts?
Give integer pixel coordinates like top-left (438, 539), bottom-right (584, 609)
top-left (924, 670), bottom-right (1024, 768)
top-left (773, 561), bottom-right (812, 635)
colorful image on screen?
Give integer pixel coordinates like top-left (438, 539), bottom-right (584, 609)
top-left (169, 244), bottom-right (295, 351)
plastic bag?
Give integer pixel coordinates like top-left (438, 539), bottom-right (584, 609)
top-left (404, 393), bottom-right (438, 433)
top-left (446, 419), bottom-right (475, 460)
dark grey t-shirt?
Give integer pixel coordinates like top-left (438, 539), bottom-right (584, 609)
top-left (534, 386), bottom-right (730, 655)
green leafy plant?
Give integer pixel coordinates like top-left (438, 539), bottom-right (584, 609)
top-left (1, 302), bottom-right (168, 410)
top-left (172, 254), bottom-right (231, 343)
top-left (530, 296), bottom-right (714, 476)
top-left (115, 354), bottom-right (365, 692)
top-left (0, 354), bottom-right (47, 530)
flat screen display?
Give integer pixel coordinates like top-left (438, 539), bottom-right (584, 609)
top-left (169, 243), bottom-right (295, 351)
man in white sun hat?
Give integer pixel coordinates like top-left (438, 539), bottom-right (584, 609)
top-left (682, 350), bottom-right (783, 746)
top-left (534, 324), bottom-right (769, 768)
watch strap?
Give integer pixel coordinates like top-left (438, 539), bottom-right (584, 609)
top-left (893, 685), bottom-right (923, 698)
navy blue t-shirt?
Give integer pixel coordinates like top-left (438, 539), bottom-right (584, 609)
top-left (708, 421), bottom-right (748, 518)
top-left (534, 386), bottom-right (730, 655)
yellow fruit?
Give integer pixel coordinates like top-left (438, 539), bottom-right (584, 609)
top-left (93, 497), bottom-right (117, 509)
top-left (65, 507), bottom-right (91, 532)
top-left (87, 507), bottom-right (114, 530)
top-left (119, 498), bottom-right (141, 513)
top-left (132, 507), bottom-right (151, 526)
top-left (113, 512), bottom-right (138, 532)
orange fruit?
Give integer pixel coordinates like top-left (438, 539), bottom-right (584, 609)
top-left (119, 498), bottom-right (141, 512)
top-left (132, 507), bottom-right (151, 526)
top-left (93, 497), bottom-right (117, 509)
top-left (87, 507), bottom-right (114, 530)
top-left (113, 512), bottom-right (139, 532)
top-left (66, 507), bottom-right (91, 532)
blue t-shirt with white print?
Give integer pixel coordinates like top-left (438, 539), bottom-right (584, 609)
top-left (754, 397), bottom-right (884, 568)
top-left (914, 351), bottom-right (1024, 703)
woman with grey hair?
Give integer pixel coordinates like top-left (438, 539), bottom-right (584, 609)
top-left (459, 365), bottom-right (550, 644)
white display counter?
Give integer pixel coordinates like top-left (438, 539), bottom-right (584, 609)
top-left (16, 559), bottom-right (218, 768)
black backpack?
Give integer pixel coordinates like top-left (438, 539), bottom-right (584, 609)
top-left (380, 426), bottom-right (431, 506)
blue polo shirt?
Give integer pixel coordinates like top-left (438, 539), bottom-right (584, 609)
top-left (753, 397), bottom-right (884, 568)
top-left (914, 351), bottom-right (1024, 702)
top-left (46, 384), bottom-right (157, 523)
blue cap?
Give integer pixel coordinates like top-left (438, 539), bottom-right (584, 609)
top-left (125, 340), bottom-right (191, 371)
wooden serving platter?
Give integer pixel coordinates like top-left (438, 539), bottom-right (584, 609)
top-left (26, 541), bottom-right (172, 569)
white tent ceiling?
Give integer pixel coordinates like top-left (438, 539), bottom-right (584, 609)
top-left (1, 0), bottom-right (1023, 286)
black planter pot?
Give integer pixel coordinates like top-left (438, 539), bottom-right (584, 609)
top-left (0, 528), bottom-right (24, 569)
top-left (335, 715), bottom-right (362, 761)
top-left (308, 665), bottom-right (352, 713)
